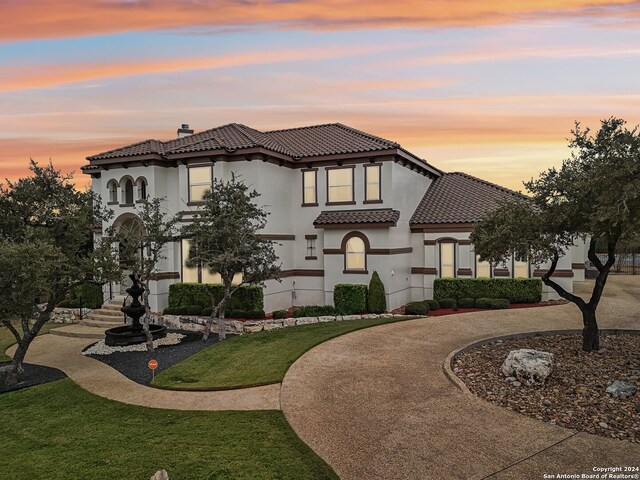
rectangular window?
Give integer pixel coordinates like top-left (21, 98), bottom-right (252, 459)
top-left (476, 256), bottom-right (492, 278)
top-left (302, 170), bottom-right (317, 205)
top-left (513, 258), bottom-right (529, 278)
top-left (440, 243), bottom-right (455, 278)
top-left (189, 166), bottom-right (212, 202)
top-left (181, 239), bottom-right (199, 283)
top-left (365, 165), bottom-right (381, 202)
top-left (306, 238), bottom-right (316, 258)
top-left (327, 168), bottom-right (353, 203)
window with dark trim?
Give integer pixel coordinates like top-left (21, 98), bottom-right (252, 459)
top-left (302, 169), bottom-right (317, 206)
top-left (123, 179), bottom-right (134, 204)
top-left (345, 236), bottom-right (366, 271)
top-left (306, 238), bottom-right (316, 259)
top-left (513, 256), bottom-right (529, 278)
top-left (476, 255), bottom-right (492, 278)
top-left (181, 238), bottom-right (242, 284)
top-left (439, 241), bottom-right (456, 278)
top-left (107, 180), bottom-right (118, 203)
top-left (327, 167), bottom-right (354, 204)
top-left (364, 164), bottom-right (381, 202)
top-left (137, 178), bottom-right (147, 201)
top-left (188, 165), bottom-right (213, 203)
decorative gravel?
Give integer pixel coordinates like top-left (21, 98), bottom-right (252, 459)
top-left (84, 330), bottom-right (223, 385)
top-left (1, 363), bottom-right (67, 394)
top-left (83, 333), bottom-right (186, 355)
top-left (453, 333), bottom-right (640, 443)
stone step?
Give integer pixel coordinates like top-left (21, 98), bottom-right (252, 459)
top-left (78, 319), bottom-right (122, 328)
top-left (88, 309), bottom-right (124, 318)
top-left (49, 325), bottom-right (106, 339)
top-left (102, 303), bottom-right (123, 311)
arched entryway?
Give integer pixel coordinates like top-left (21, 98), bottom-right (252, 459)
top-left (112, 213), bottom-right (145, 294)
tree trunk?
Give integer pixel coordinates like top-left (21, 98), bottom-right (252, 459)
top-left (581, 306), bottom-right (600, 352)
top-left (0, 336), bottom-right (30, 386)
top-left (218, 310), bottom-right (226, 341)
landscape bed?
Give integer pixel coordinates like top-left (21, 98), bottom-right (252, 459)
top-left (453, 333), bottom-right (640, 443)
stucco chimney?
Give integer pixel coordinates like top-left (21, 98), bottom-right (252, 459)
top-left (177, 123), bottom-right (194, 138)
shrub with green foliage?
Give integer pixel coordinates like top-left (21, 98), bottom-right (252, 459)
top-left (162, 306), bottom-right (183, 315)
top-left (272, 310), bottom-right (288, 320)
top-left (334, 284), bottom-right (368, 314)
top-left (293, 305), bottom-right (338, 318)
top-left (475, 298), bottom-right (493, 309)
top-left (457, 297), bottom-right (476, 308)
top-left (367, 271), bottom-right (386, 314)
top-left (57, 299), bottom-right (72, 308)
top-left (201, 307), bottom-right (213, 316)
top-left (425, 299), bottom-right (440, 311)
top-left (168, 283), bottom-right (263, 311)
top-left (433, 278), bottom-right (542, 303)
top-left (186, 306), bottom-right (203, 315)
top-left (405, 301), bottom-right (429, 315)
top-left (489, 299), bottom-right (510, 309)
top-left (227, 310), bottom-right (266, 319)
top-left (439, 298), bottom-right (457, 309)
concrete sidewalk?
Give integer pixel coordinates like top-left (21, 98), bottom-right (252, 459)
top-left (8, 334), bottom-right (280, 411)
top-left (281, 277), bottom-right (640, 479)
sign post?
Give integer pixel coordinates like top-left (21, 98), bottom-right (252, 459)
top-left (148, 359), bottom-right (158, 381)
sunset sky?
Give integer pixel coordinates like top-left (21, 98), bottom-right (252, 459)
top-left (2, 0), bottom-right (640, 191)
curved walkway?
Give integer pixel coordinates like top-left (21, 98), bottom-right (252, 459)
top-left (281, 277), bottom-right (640, 480)
top-left (7, 334), bottom-right (280, 410)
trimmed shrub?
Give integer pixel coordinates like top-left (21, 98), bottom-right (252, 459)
top-left (405, 301), bottom-right (429, 316)
top-left (475, 298), bottom-right (493, 309)
top-left (457, 297), bottom-right (476, 308)
top-left (186, 305), bottom-right (203, 315)
top-left (433, 278), bottom-right (542, 304)
top-left (57, 299), bottom-right (73, 308)
top-left (439, 298), bottom-right (457, 309)
top-left (293, 305), bottom-right (338, 318)
top-left (163, 306), bottom-right (183, 315)
top-left (168, 283), bottom-right (264, 311)
top-left (334, 284), bottom-right (368, 314)
top-left (201, 307), bottom-right (213, 316)
top-left (489, 298), bottom-right (510, 310)
top-left (367, 271), bottom-right (387, 314)
top-left (425, 299), bottom-right (440, 311)
top-left (227, 310), bottom-right (265, 319)
top-left (272, 310), bottom-right (288, 320)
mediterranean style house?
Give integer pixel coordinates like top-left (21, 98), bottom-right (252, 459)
top-left (83, 123), bottom-right (587, 313)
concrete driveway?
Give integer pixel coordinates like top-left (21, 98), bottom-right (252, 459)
top-left (281, 277), bottom-right (640, 479)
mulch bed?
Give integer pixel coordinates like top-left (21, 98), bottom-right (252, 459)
top-left (85, 330), bottom-right (225, 386)
top-left (0, 363), bottom-right (67, 394)
top-left (453, 333), bottom-right (640, 443)
top-left (428, 300), bottom-right (567, 317)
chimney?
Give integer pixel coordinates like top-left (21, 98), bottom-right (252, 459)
top-left (177, 123), bottom-right (194, 138)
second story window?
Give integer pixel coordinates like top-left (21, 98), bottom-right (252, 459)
top-left (189, 166), bottom-right (212, 203)
top-left (364, 164), bottom-right (381, 202)
top-left (137, 178), bottom-right (147, 201)
top-left (327, 167), bottom-right (354, 204)
top-left (123, 179), bottom-right (134, 205)
top-left (107, 180), bottom-right (118, 203)
top-left (306, 238), bottom-right (316, 259)
top-left (302, 170), bottom-right (317, 206)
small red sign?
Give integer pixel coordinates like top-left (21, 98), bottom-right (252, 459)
top-left (148, 359), bottom-right (158, 370)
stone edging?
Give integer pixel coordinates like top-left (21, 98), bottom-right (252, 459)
top-left (442, 329), bottom-right (640, 396)
top-left (155, 313), bottom-right (418, 335)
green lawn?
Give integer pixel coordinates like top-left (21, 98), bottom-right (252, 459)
top-left (0, 379), bottom-right (337, 480)
top-left (0, 322), bottom-right (61, 363)
top-left (153, 316), bottom-right (411, 390)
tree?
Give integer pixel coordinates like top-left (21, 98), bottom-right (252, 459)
top-left (0, 161), bottom-right (120, 383)
top-left (471, 118), bottom-right (640, 352)
top-left (115, 198), bottom-right (178, 350)
top-left (367, 271), bottom-right (387, 313)
top-left (181, 174), bottom-right (281, 341)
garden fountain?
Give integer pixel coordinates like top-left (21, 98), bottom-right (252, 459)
top-left (104, 273), bottom-right (167, 346)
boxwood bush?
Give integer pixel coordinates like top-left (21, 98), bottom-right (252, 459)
top-left (168, 283), bottom-right (263, 311)
top-left (457, 297), bottom-right (476, 308)
top-left (433, 278), bottom-right (541, 304)
top-left (405, 301), bottom-right (428, 315)
top-left (489, 299), bottom-right (510, 309)
top-left (334, 284), bottom-right (368, 314)
top-left (475, 298), bottom-right (493, 309)
top-left (425, 299), bottom-right (440, 311)
top-left (367, 271), bottom-right (387, 314)
top-left (293, 305), bottom-right (338, 318)
top-left (272, 310), bottom-right (288, 320)
top-left (438, 298), bottom-right (457, 309)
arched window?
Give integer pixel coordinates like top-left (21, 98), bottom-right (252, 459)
top-left (345, 236), bottom-right (366, 271)
top-left (136, 178), bottom-right (147, 201)
top-left (107, 180), bottom-right (118, 203)
top-left (439, 240), bottom-right (456, 278)
top-left (123, 179), bottom-right (134, 204)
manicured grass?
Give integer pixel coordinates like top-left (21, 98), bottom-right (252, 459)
top-left (153, 316), bottom-right (411, 390)
top-left (0, 323), bottom-right (61, 363)
top-left (0, 379), bottom-right (337, 480)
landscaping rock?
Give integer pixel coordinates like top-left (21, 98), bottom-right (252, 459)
top-left (318, 316), bottom-right (336, 323)
top-left (606, 380), bottom-right (637, 398)
top-left (50, 307), bottom-right (79, 324)
top-left (243, 323), bottom-right (263, 333)
top-left (150, 469), bottom-right (169, 480)
top-left (225, 320), bottom-right (244, 334)
top-left (263, 321), bottom-right (283, 331)
top-left (501, 349), bottom-right (554, 384)
top-left (505, 376), bottom-right (517, 383)
top-left (283, 318), bottom-right (296, 327)
top-left (295, 317), bottom-right (318, 325)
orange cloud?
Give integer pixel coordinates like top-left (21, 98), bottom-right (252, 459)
top-left (2, 1), bottom-right (639, 42)
top-left (0, 45), bottom-right (382, 93)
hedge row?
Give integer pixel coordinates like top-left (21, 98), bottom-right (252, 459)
top-left (168, 283), bottom-right (263, 312)
top-left (433, 278), bottom-right (541, 304)
top-left (334, 284), bottom-right (368, 314)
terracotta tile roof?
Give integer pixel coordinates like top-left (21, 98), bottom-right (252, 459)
top-left (314, 208), bottom-right (400, 226)
top-left (410, 172), bottom-right (526, 225)
top-left (87, 122), bottom-right (401, 161)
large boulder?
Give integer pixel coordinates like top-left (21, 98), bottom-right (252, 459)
top-left (150, 470), bottom-right (169, 480)
top-left (606, 380), bottom-right (637, 398)
top-left (501, 349), bottom-right (554, 385)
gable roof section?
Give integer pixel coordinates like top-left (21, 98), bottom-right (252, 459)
top-left (410, 172), bottom-right (525, 225)
top-left (88, 123), bottom-right (404, 161)
top-left (314, 208), bottom-right (400, 228)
